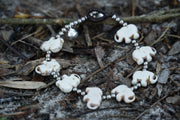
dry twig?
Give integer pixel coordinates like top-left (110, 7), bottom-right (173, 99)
top-left (0, 8), bottom-right (180, 25)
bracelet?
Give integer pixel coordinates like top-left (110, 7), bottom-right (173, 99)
top-left (35, 8), bottom-right (158, 110)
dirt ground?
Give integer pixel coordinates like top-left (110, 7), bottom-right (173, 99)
top-left (0, 0), bottom-right (180, 120)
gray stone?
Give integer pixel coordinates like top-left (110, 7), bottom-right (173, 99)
top-left (144, 31), bottom-right (157, 45)
top-left (158, 69), bottom-right (170, 84)
top-left (166, 95), bottom-right (180, 105)
top-left (168, 41), bottom-right (180, 55)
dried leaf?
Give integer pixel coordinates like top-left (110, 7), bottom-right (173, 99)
top-left (95, 46), bottom-right (104, 68)
top-left (14, 12), bottom-right (30, 18)
top-left (0, 80), bottom-right (46, 89)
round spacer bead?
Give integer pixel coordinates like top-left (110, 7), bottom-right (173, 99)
top-left (46, 57), bottom-right (51, 61)
top-left (143, 65), bottom-right (148, 69)
top-left (132, 40), bottom-right (136, 43)
top-left (111, 93), bottom-right (116, 98)
top-left (144, 62), bottom-right (148, 65)
top-left (78, 19), bottom-right (82, 23)
top-left (51, 71), bottom-right (56, 75)
top-left (107, 95), bottom-right (112, 99)
top-left (136, 46), bottom-right (140, 49)
top-left (56, 72), bottom-right (60, 76)
top-left (133, 85), bottom-right (138, 90)
top-left (77, 89), bottom-right (81, 94)
top-left (53, 74), bottom-right (58, 78)
top-left (61, 28), bottom-right (67, 32)
top-left (56, 77), bottom-right (61, 81)
top-left (56, 35), bottom-right (60, 38)
top-left (81, 92), bottom-right (86, 96)
top-left (47, 51), bottom-right (51, 54)
top-left (74, 21), bottom-right (78, 25)
top-left (81, 17), bottom-right (86, 21)
top-left (65, 25), bottom-right (70, 29)
top-left (137, 83), bottom-right (141, 87)
top-left (123, 23), bottom-right (127, 26)
top-left (119, 20), bottom-right (124, 24)
top-left (112, 14), bottom-right (117, 19)
top-left (102, 95), bottom-right (107, 100)
top-left (115, 18), bottom-right (120, 21)
top-left (46, 54), bottom-right (50, 58)
top-left (70, 22), bottom-right (74, 26)
top-left (134, 43), bottom-right (139, 46)
top-left (59, 31), bottom-right (64, 35)
top-left (73, 87), bottom-right (77, 91)
top-left (131, 87), bottom-right (134, 91)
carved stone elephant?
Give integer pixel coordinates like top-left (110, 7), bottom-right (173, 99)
top-left (83, 87), bottom-right (103, 110)
top-left (114, 24), bottom-right (139, 43)
top-left (56, 74), bottom-right (81, 93)
top-left (132, 46), bottom-right (156, 65)
top-left (35, 59), bottom-right (61, 76)
top-left (41, 37), bottom-right (64, 53)
top-left (111, 85), bottom-right (135, 103)
top-left (132, 70), bottom-right (158, 87)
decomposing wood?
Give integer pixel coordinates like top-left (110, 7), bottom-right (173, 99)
top-left (0, 8), bottom-right (179, 25)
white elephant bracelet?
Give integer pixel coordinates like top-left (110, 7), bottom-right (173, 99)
top-left (35, 8), bottom-right (158, 110)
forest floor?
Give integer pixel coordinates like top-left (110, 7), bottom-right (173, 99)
top-left (0, 0), bottom-right (180, 120)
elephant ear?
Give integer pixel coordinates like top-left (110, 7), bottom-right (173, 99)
top-left (151, 47), bottom-right (157, 54)
top-left (151, 75), bottom-right (158, 84)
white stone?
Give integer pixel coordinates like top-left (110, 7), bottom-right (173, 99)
top-left (111, 85), bottom-right (135, 103)
top-left (114, 24), bottom-right (139, 43)
top-left (35, 59), bottom-right (61, 76)
top-left (40, 37), bottom-right (64, 53)
top-left (56, 74), bottom-right (81, 93)
top-left (132, 46), bottom-right (156, 65)
top-left (132, 70), bottom-right (158, 87)
top-left (83, 87), bottom-right (103, 110)
top-left (68, 28), bottom-right (78, 38)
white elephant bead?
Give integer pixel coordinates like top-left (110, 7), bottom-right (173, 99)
top-left (132, 46), bottom-right (156, 65)
top-left (111, 85), bottom-right (135, 103)
top-left (35, 59), bottom-right (61, 76)
top-left (132, 70), bottom-right (158, 87)
top-left (40, 37), bottom-right (64, 53)
top-left (114, 24), bottom-right (139, 43)
top-left (83, 87), bottom-right (103, 110)
top-left (56, 74), bottom-right (81, 93)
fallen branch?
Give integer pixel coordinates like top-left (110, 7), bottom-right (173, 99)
top-left (0, 8), bottom-right (180, 25)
